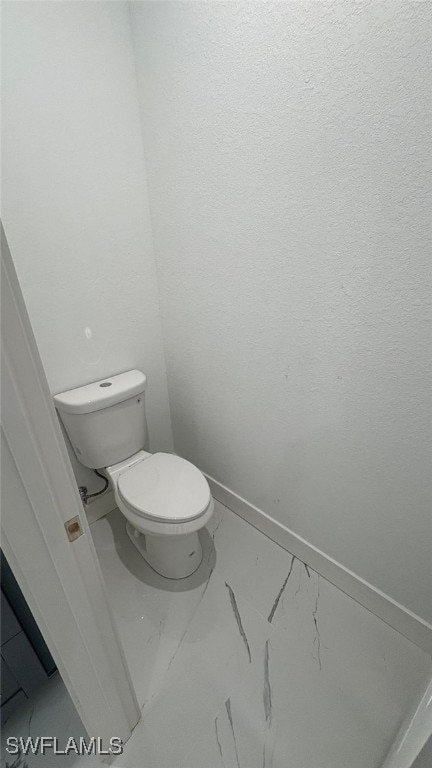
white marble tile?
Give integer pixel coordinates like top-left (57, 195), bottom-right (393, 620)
top-left (90, 504), bottom-right (432, 768)
top-left (267, 563), bottom-right (431, 736)
top-left (175, 567), bottom-right (431, 768)
top-left (209, 501), bottom-right (298, 623)
top-left (113, 652), bottom-right (230, 768)
top-left (1, 673), bottom-right (89, 768)
top-left (167, 573), bottom-right (274, 679)
top-left (210, 510), bottom-right (431, 735)
top-left (91, 507), bottom-right (217, 707)
top-left (91, 505), bottom-right (275, 714)
top-left (175, 623), bottom-right (430, 768)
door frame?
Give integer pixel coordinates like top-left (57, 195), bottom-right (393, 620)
top-left (1, 225), bottom-right (140, 747)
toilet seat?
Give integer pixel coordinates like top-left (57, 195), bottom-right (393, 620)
top-left (117, 452), bottom-right (211, 524)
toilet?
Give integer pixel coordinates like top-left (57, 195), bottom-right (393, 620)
top-left (54, 370), bottom-right (214, 579)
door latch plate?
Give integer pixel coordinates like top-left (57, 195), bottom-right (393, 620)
top-left (65, 516), bottom-right (83, 542)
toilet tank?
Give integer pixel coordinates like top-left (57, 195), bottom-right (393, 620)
top-left (54, 370), bottom-right (147, 469)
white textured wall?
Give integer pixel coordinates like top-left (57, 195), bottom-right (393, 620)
top-left (131, 1), bottom-right (432, 622)
top-left (2, 1), bottom-right (173, 491)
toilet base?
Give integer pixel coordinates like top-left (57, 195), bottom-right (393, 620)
top-left (126, 521), bottom-right (203, 579)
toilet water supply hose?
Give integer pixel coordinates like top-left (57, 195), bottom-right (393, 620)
top-left (79, 469), bottom-right (109, 505)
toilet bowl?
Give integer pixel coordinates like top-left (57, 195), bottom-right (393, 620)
top-left (53, 369), bottom-right (214, 580)
top-left (106, 451), bottom-right (214, 579)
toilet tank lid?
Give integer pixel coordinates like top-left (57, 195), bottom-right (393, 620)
top-left (53, 370), bottom-right (147, 415)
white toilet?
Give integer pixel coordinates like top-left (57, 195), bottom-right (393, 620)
top-left (54, 370), bottom-right (214, 579)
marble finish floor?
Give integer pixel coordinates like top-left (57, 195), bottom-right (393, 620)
top-left (1, 673), bottom-right (89, 768)
top-left (89, 502), bottom-right (431, 768)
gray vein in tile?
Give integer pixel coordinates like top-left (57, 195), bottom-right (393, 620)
top-left (294, 570), bottom-right (302, 597)
top-left (262, 704), bottom-right (276, 768)
top-left (167, 567), bottom-right (214, 670)
top-left (268, 721), bottom-right (277, 768)
top-left (225, 582), bottom-right (251, 663)
top-left (312, 578), bottom-right (322, 671)
top-left (142, 690), bottom-right (157, 713)
top-left (6, 748), bottom-right (29, 768)
top-left (27, 705), bottom-right (34, 737)
top-left (167, 625), bottom-right (189, 672)
top-left (146, 616), bottom-right (165, 646)
top-left (225, 698), bottom-right (241, 768)
top-left (212, 515), bottom-right (223, 541)
top-left (214, 716), bottom-right (227, 768)
top-left (263, 640), bottom-right (272, 724)
top-left (267, 556), bottom-right (295, 623)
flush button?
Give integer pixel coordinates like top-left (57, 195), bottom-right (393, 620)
top-left (99, 382), bottom-right (112, 387)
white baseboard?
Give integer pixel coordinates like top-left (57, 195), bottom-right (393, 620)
top-left (205, 475), bottom-right (432, 655)
top-left (85, 490), bottom-right (117, 526)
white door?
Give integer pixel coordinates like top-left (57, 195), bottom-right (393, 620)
top-left (1, 224), bottom-right (140, 747)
